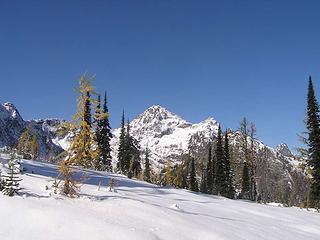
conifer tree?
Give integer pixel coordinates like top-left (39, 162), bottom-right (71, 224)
top-left (2, 159), bottom-right (22, 196)
top-left (206, 144), bottom-right (214, 193)
top-left (306, 76), bottom-right (320, 208)
top-left (165, 160), bottom-right (172, 186)
top-left (215, 125), bottom-right (226, 196)
top-left (143, 147), bottom-right (151, 182)
top-left (124, 120), bottom-right (132, 174)
top-left (224, 130), bottom-right (235, 199)
top-left (84, 91), bottom-right (92, 127)
top-left (67, 73), bottom-right (95, 169)
top-left (249, 123), bottom-right (257, 201)
top-left (31, 133), bottom-right (39, 160)
top-left (58, 160), bottom-right (79, 197)
top-left (117, 111), bottom-right (126, 173)
top-left (200, 162), bottom-right (207, 193)
top-left (93, 95), bottom-right (102, 170)
top-left (100, 92), bottom-right (113, 171)
top-left (188, 155), bottom-right (198, 192)
top-left (239, 117), bottom-right (251, 200)
top-left (93, 93), bottom-right (113, 171)
top-left (17, 128), bottom-right (33, 159)
top-left (241, 161), bottom-right (250, 199)
top-left (173, 163), bottom-right (185, 188)
top-left (127, 128), bottom-right (141, 178)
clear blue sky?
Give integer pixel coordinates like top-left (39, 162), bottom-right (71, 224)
top-left (1, 0), bottom-right (320, 150)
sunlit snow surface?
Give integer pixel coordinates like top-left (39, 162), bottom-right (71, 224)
top-left (0, 156), bottom-right (319, 240)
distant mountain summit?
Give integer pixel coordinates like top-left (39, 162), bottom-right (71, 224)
top-left (0, 102), bottom-right (63, 160)
top-left (0, 102), bottom-right (25, 147)
top-left (111, 105), bottom-right (218, 167)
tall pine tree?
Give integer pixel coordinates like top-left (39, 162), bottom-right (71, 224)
top-left (239, 117), bottom-right (251, 200)
top-left (200, 161), bottom-right (207, 193)
top-left (117, 110), bottom-right (127, 173)
top-left (306, 76), bottom-right (320, 208)
top-left (224, 130), bottom-right (235, 199)
top-left (188, 154), bottom-right (198, 192)
top-left (215, 125), bottom-right (226, 196)
top-left (206, 143), bottom-right (214, 193)
top-left (241, 162), bottom-right (250, 199)
top-left (94, 92), bottom-right (113, 171)
top-left (143, 147), bottom-right (151, 182)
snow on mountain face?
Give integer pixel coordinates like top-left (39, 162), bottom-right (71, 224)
top-left (0, 103), bottom-right (25, 147)
top-left (111, 105), bottom-right (219, 167)
top-left (0, 102), bottom-right (64, 160)
top-left (276, 143), bottom-right (294, 158)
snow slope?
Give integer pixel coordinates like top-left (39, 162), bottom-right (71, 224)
top-left (0, 156), bottom-right (319, 240)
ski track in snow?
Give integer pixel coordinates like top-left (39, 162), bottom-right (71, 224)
top-left (0, 156), bottom-right (319, 240)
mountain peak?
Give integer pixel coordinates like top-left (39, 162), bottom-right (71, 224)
top-left (276, 143), bottom-right (293, 157)
top-left (134, 105), bottom-right (185, 124)
top-left (1, 102), bottom-right (23, 122)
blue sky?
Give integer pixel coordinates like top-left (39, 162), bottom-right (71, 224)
top-left (1, 0), bottom-right (320, 150)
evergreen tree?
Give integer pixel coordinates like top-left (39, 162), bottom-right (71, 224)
top-left (2, 159), bottom-right (22, 196)
top-left (241, 161), bottom-right (250, 199)
top-left (224, 130), bottom-right (235, 199)
top-left (212, 150), bottom-right (216, 194)
top-left (306, 76), bottom-right (320, 208)
top-left (93, 93), bottom-right (113, 171)
top-left (128, 136), bottom-right (141, 178)
top-left (100, 92), bottom-right (113, 171)
top-left (68, 74), bottom-right (95, 169)
top-left (117, 111), bottom-right (126, 173)
top-left (143, 147), bottom-right (151, 182)
top-left (249, 123), bottom-right (257, 201)
top-left (188, 155), bottom-right (198, 192)
top-left (93, 95), bottom-right (102, 170)
top-left (131, 143), bottom-right (142, 178)
top-left (206, 144), bottom-right (214, 193)
top-left (215, 125), bottom-right (226, 196)
top-left (120, 120), bottom-right (141, 178)
top-left (200, 162), bottom-right (207, 193)
top-left (239, 117), bottom-right (251, 200)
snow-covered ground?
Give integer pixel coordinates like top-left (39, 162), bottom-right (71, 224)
top-left (0, 156), bottom-right (319, 240)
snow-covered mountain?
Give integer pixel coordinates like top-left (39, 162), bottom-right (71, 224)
top-left (0, 102), bottom-right (64, 160)
top-left (0, 102), bottom-right (301, 168)
top-left (110, 105), bottom-right (219, 168)
top-left (0, 102), bottom-right (25, 147)
top-left (109, 105), bottom-right (300, 168)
